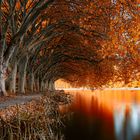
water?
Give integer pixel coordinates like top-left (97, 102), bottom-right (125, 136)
top-left (60, 90), bottom-right (140, 140)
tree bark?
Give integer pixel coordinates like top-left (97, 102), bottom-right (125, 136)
top-left (40, 80), bottom-right (44, 92)
top-left (0, 43), bottom-right (16, 96)
top-left (46, 79), bottom-right (55, 91)
top-left (35, 78), bottom-right (40, 92)
top-left (29, 72), bottom-right (34, 92)
top-left (18, 55), bottom-right (28, 94)
top-left (9, 60), bottom-right (18, 93)
top-left (0, 37), bottom-right (7, 96)
top-left (0, 43), bottom-right (17, 96)
top-left (0, 64), bottom-right (8, 96)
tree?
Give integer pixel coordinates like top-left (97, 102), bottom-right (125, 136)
top-left (0, 0), bottom-right (54, 95)
top-left (1, 0), bottom-right (140, 95)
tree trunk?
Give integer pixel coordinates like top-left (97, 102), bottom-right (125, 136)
top-left (0, 44), bottom-right (17, 96)
top-left (0, 70), bottom-right (7, 96)
top-left (18, 55), bottom-right (28, 94)
top-left (40, 80), bottom-right (44, 92)
top-left (35, 78), bottom-right (40, 92)
top-left (29, 72), bottom-right (34, 92)
top-left (44, 81), bottom-right (47, 91)
top-left (0, 45), bottom-right (15, 96)
top-left (47, 79), bottom-right (55, 91)
top-left (50, 80), bottom-right (55, 91)
top-left (9, 60), bottom-right (18, 93)
top-left (46, 80), bottom-right (49, 91)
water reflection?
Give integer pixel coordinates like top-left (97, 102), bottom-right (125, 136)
top-left (63, 90), bottom-right (140, 140)
top-left (114, 104), bottom-right (140, 140)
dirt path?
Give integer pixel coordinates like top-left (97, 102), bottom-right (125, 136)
top-left (0, 94), bottom-right (42, 109)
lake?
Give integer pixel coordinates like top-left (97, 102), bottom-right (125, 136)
top-left (60, 90), bottom-right (140, 140)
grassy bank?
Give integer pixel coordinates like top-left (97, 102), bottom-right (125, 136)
top-left (0, 91), bottom-right (72, 140)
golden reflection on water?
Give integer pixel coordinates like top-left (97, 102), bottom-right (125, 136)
top-left (64, 90), bottom-right (140, 115)
top-left (62, 90), bottom-right (140, 140)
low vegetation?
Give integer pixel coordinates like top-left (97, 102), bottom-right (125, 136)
top-left (0, 91), bottom-right (72, 140)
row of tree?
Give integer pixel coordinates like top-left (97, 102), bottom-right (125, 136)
top-left (0, 0), bottom-right (140, 96)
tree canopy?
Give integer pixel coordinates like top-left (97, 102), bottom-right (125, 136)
top-left (0, 0), bottom-right (140, 95)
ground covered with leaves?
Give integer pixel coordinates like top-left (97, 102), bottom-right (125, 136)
top-left (0, 90), bottom-right (72, 140)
